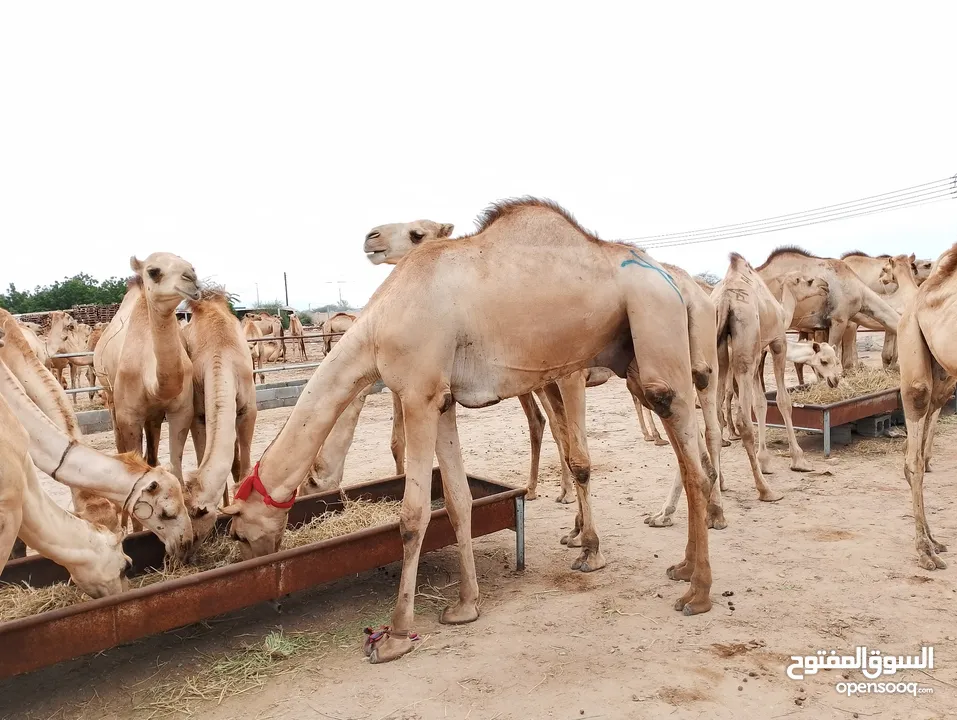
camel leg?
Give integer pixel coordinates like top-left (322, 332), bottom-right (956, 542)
top-left (233, 407), bottom-right (257, 491)
top-left (68, 364), bottom-right (79, 406)
top-left (795, 331), bottom-right (809, 385)
top-left (517, 393), bottom-right (545, 500)
top-left (534, 386), bottom-right (574, 504)
top-left (697, 379), bottom-right (727, 527)
top-left (753, 363), bottom-right (774, 475)
top-left (540, 382), bottom-right (583, 544)
top-left (716, 340), bottom-right (734, 445)
top-left (433, 405), bottom-right (480, 623)
top-left (369, 394), bottom-right (442, 664)
top-left (769, 338), bottom-right (811, 473)
top-left (625, 353), bottom-right (711, 615)
top-left (826, 318), bottom-right (853, 372)
top-left (191, 416), bottom-right (207, 467)
top-left (0, 508), bottom-right (23, 569)
top-left (390, 390), bottom-right (405, 476)
top-left (306, 386), bottom-right (371, 493)
top-left (643, 403), bottom-right (668, 445)
top-left (167, 408), bottom-right (192, 482)
top-left (840, 323), bottom-right (860, 372)
top-left (144, 415), bottom-right (162, 468)
top-left (86, 367), bottom-right (96, 401)
top-left (734, 365), bottom-right (782, 502)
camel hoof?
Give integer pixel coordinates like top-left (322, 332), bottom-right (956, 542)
top-left (526, 490), bottom-right (538, 501)
top-left (440, 601), bottom-right (480, 625)
top-left (368, 636), bottom-right (414, 664)
top-left (642, 435), bottom-right (655, 443)
top-left (758, 490), bottom-right (784, 503)
top-left (680, 599), bottom-right (712, 615)
top-left (654, 438), bottom-right (670, 447)
top-left (924, 462), bottom-right (933, 473)
top-left (644, 513), bottom-right (674, 528)
top-left (790, 460), bottom-right (813, 473)
top-left (707, 509), bottom-right (728, 530)
top-left (571, 549), bottom-right (607, 572)
top-left (721, 439), bottom-right (732, 448)
top-left (918, 554), bottom-right (946, 571)
top-left (667, 561), bottom-right (693, 582)
top-left (933, 539), bottom-right (948, 554)
top-left (555, 493), bottom-right (575, 505)
top-left (565, 534), bottom-right (582, 548)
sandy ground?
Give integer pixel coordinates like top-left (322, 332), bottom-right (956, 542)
top-left (3, 336), bottom-right (957, 719)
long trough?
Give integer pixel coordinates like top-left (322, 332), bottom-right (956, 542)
top-left (757, 385), bottom-right (901, 456)
top-left (0, 469), bottom-right (526, 678)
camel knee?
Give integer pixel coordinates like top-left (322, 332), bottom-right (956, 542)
top-left (904, 383), bottom-right (931, 415)
top-left (568, 460), bottom-right (590, 485)
top-left (692, 362), bottom-right (712, 392)
top-left (642, 381), bottom-right (677, 419)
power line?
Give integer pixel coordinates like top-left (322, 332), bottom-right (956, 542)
top-left (621, 174), bottom-right (957, 250)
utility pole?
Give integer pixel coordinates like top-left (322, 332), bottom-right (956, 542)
top-left (255, 283), bottom-right (260, 306)
top-left (284, 272), bottom-right (289, 307)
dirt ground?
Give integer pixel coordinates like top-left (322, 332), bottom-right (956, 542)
top-left (3, 337), bottom-right (957, 719)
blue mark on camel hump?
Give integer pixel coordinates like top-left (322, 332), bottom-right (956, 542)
top-left (621, 250), bottom-right (683, 303)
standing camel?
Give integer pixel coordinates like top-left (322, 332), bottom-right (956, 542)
top-left (247, 312), bottom-right (284, 362)
top-left (898, 244), bottom-right (957, 570)
top-left (322, 312), bottom-right (357, 355)
top-left (714, 255), bottom-right (837, 504)
top-left (94, 254), bottom-right (199, 481)
top-left (757, 247), bottom-right (900, 372)
top-left (223, 198), bottom-right (714, 665)
top-left (181, 289), bottom-right (258, 542)
top-left (241, 314), bottom-right (266, 383)
top-left (287, 313), bottom-right (307, 361)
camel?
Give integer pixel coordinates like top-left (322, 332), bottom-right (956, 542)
top-left (0, 357), bottom-right (193, 560)
top-left (18, 313), bottom-right (78, 387)
top-left (74, 322), bottom-right (107, 401)
top-left (241, 314), bottom-right (266, 383)
top-left (322, 312), bottom-right (357, 355)
top-left (0, 365), bottom-right (132, 594)
top-left (897, 243), bottom-right (957, 570)
top-left (246, 313), bottom-right (284, 362)
top-left (223, 198), bottom-right (715, 664)
top-left (756, 247), bottom-right (900, 373)
top-left (287, 313), bottom-right (307, 361)
top-left (181, 289), bottom-right (257, 542)
top-left (832, 251), bottom-right (933, 376)
top-left (0, 309), bottom-right (124, 532)
top-left (713, 256), bottom-right (838, 504)
top-left (94, 253), bottom-right (199, 481)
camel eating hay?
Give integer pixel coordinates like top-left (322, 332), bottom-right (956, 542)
top-left (788, 367), bottom-right (900, 405)
top-left (0, 499), bottom-right (409, 623)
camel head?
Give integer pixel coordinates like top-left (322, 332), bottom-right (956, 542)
top-left (118, 453), bottom-right (194, 561)
top-left (363, 219), bottom-right (455, 265)
top-left (130, 252), bottom-right (201, 312)
top-left (804, 341), bottom-right (842, 388)
top-left (46, 311), bottom-right (80, 355)
top-left (182, 469), bottom-right (228, 544)
top-left (221, 493), bottom-right (287, 560)
top-left (70, 524), bottom-right (132, 599)
top-left (781, 273), bottom-right (828, 303)
top-left (879, 254), bottom-right (918, 288)
top-left (914, 257), bottom-right (934, 285)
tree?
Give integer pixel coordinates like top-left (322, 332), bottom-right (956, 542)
top-left (313, 298), bottom-right (353, 313)
top-left (0, 274), bottom-right (129, 314)
top-left (694, 271), bottom-right (721, 287)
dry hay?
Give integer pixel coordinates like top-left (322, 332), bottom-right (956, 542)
top-left (788, 366), bottom-right (900, 405)
top-left (0, 498), bottom-right (424, 623)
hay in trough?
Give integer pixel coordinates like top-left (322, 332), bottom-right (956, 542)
top-left (788, 366), bottom-right (900, 405)
top-left (0, 498), bottom-right (432, 622)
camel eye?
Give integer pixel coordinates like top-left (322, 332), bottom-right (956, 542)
top-left (148, 267), bottom-right (162, 281)
top-left (410, 230), bottom-right (425, 244)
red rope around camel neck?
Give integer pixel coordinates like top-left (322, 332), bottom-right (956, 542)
top-left (233, 462), bottom-right (297, 509)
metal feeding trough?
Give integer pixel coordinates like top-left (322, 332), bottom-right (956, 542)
top-left (757, 385), bottom-right (901, 456)
top-left (0, 470), bottom-right (526, 678)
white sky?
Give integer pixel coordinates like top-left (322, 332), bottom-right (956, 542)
top-left (1, 2), bottom-right (955, 309)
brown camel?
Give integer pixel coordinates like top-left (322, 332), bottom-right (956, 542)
top-left (756, 247), bottom-right (900, 372)
top-left (246, 312), bottom-right (285, 362)
top-left (898, 244), bottom-right (957, 570)
top-left (0, 355), bottom-right (132, 594)
top-left (287, 313), bottom-right (308, 361)
top-left (0, 310), bottom-right (124, 532)
top-left (241, 314), bottom-right (266, 383)
top-left (224, 198), bottom-right (714, 664)
top-left (94, 253), bottom-right (200, 481)
top-left (835, 251), bottom-right (932, 375)
top-left (0, 357), bottom-right (193, 560)
top-left (181, 289), bottom-right (258, 542)
top-left (322, 312), bottom-right (357, 355)
top-left (714, 255), bottom-right (836, 503)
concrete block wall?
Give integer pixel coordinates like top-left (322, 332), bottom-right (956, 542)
top-left (75, 378), bottom-right (386, 435)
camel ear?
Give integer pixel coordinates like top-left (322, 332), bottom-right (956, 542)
top-left (130, 256), bottom-right (143, 273)
top-left (909, 253), bottom-right (916, 263)
top-left (439, 223), bottom-right (454, 238)
top-left (221, 503), bottom-right (242, 517)
top-left (812, 342), bottom-right (821, 353)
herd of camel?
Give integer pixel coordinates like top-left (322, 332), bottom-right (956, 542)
top-left (1, 197), bottom-right (955, 664)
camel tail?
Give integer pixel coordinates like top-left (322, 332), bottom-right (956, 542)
top-left (196, 358), bottom-right (239, 501)
top-left (714, 291), bottom-right (734, 345)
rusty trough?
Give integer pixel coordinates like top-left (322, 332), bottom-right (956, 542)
top-left (757, 386), bottom-right (901, 457)
top-left (0, 469), bottom-right (526, 678)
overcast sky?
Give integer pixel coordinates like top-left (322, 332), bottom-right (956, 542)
top-left (1, 2), bottom-right (955, 309)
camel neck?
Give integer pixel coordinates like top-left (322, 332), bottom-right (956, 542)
top-left (895, 267), bottom-right (920, 302)
top-left (779, 287), bottom-right (798, 327)
top-left (146, 300), bottom-right (186, 399)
